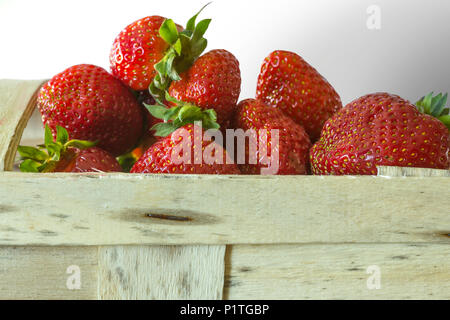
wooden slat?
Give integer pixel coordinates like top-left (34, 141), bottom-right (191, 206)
top-left (98, 245), bottom-right (225, 300)
top-left (1, 243), bottom-right (448, 300)
top-left (0, 80), bottom-right (43, 171)
top-left (0, 171), bottom-right (448, 245)
top-left (0, 246), bottom-right (97, 299)
top-left (224, 243), bottom-right (450, 300)
top-left (223, 164), bottom-right (450, 300)
top-left (378, 166), bottom-right (450, 177)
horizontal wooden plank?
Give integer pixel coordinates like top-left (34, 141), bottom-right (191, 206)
top-left (0, 246), bottom-right (97, 299)
top-left (0, 245), bottom-right (226, 300)
top-left (0, 172), bottom-right (448, 245)
top-left (224, 244), bottom-right (450, 300)
top-left (2, 243), bottom-right (448, 300)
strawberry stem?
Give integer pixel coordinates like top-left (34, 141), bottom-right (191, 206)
top-left (145, 93), bottom-right (219, 137)
top-left (149, 3), bottom-right (212, 105)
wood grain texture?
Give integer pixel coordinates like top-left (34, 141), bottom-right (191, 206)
top-left (0, 246), bottom-right (97, 299)
top-left (98, 245), bottom-right (225, 300)
top-left (224, 243), bottom-right (450, 300)
top-left (1, 244), bottom-right (447, 300)
top-left (0, 171), bottom-right (448, 245)
top-left (378, 165), bottom-right (450, 177)
top-left (0, 80), bottom-right (43, 171)
top-left (223, 166), bottom-right (450, 300)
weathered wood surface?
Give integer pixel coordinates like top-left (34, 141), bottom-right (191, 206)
top-left (0, 246), bottom-right (97, 299)
top-left (378, 166), bottom-right (450, 177)
top-left (1, 243), bottom-right (448, 300)
top-left (0, 171), bottom-right (448, 246)
top-left (0, 80), bottom-right (43, 171)
top-left (223, 243), bottom-right (450, 300)
top-left (98, 245), bottom-right (225, 300)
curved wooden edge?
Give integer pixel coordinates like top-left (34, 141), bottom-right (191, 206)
top-left (0, 80), bottom-right (46, 171)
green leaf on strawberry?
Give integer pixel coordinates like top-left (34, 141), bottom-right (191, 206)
top-left (65, 139), bottom-right (97, 150)
top-left (16, 146), bottom-right (48, 161)
top-left (144, 95), bottom-right (219, 137)
top-left (185, 2), bottom-right (211, 33)
top-left (149, 3), bottom-right (212, 104)
top-left (116, 153), bottom-right (138, 173)
top-left (159, 19), bottom-right (181, 46)
top-left (19, 159), bottom-right (40, 173)
top-left (416, 92), bottom-right (450, 130)
top-left (151, 122), bottom-right (179, 137)
top-left (18, 125), bottom-right (98, 173)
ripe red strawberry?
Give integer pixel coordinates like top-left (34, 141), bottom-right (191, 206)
top-left (256, 50), bottom-right (342, 141)
top-left (131, 124), bottom-right (240, 174)
top-left (310, 92), bottom-right (450, 175)
top-left (110, 5), bottom-right (212, 103)
top-left (167, 49), bottom-right (241, 129)
top-left (234, 99), bottom-right (311, 175)
top-left (55, 147), bottom-right (122, 172)
top-left (37, 64), bottom-right (144, 156)
top-left (115, 90), bottom-right (160, 172)
top-left (110, 16), bottom-right (182, 91)
top-left (18, 126), bottom-right (121, 173)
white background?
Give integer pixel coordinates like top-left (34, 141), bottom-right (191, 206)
top-left (0, 0), bottom-right (449, 104)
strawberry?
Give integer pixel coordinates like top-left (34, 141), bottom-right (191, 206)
top-left (131, 124), bottom-right (240, 174)
top-left (310, 92), bottom-right (450, 175)
top-left (110, 5), bottom-right (212, 103)
top-left (18, 126), bottom-right (121, 173)
top-left (37, 64), bottom-right (144, 156)
top-left (233, 99), bottom-right (311, 175)
top-left (167, 49), bottom-right (241, 129)
top-left (145, 49), bottom-right (241, 138)
top-left (115, 90), bottom-right (160, 172)
top-left (256, 50), bottom-right (342, 141)
top-left (110, 16), bottom-right (179, 91)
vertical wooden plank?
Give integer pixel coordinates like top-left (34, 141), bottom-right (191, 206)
top-left (98, 245), bottom-right (226, 300)
top-left (0, 80), bottom-right (44, 171)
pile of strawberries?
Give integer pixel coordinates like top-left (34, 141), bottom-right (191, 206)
top-left (19, 6), bottom-right (450, 175)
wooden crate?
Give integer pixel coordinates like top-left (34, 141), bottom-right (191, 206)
top-left (0, 80), bottom-right (449, 300)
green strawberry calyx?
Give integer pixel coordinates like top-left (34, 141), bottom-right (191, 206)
top-left (17, 125), bottom-right (97, 173)
top-left (149, 3), bottom-right (212, 104)
top-left (117, 152), bottom-right (138, 173)
top-left (145, 92), bottom-right (219, 137)
top-left (416, 92), bottom-right (450, 130)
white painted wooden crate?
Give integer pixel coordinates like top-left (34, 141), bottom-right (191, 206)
top-left (0, 80), bottom-right (449, 300)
